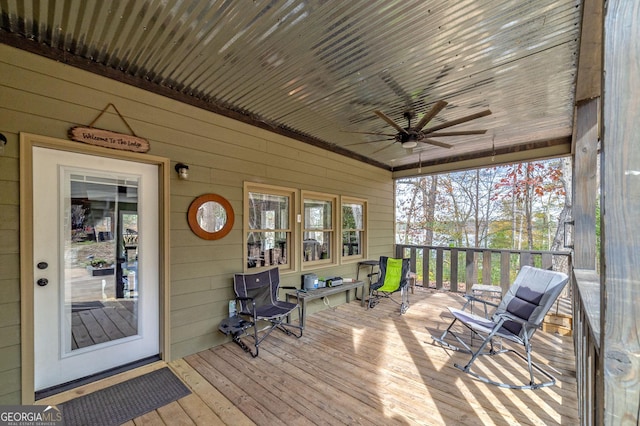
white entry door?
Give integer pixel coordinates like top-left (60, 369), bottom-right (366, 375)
top-left (32, 147), bottom-right (160, 391)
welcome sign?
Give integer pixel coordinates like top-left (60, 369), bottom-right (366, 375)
top-left (69, 126), bottom-right (150, 153)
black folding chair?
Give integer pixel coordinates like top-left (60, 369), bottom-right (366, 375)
top-left (231, 268), bottom-right (302, 357)
top-left (432, 266), bottom-right (569, 389)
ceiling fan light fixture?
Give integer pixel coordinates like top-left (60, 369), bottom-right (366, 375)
top-left (402, 141), bottom-right (418, 149)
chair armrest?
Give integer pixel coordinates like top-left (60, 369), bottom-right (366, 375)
top-left (494, 311), bottom-right (540, 329)
top-left (462, 294), bottom-right (499, 308)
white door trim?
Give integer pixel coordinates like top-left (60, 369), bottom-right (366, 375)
top-left (19, 133), bottom-right (171, 404)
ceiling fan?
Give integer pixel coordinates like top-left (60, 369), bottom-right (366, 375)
top-left (347, 100), bottom-right (491, 154)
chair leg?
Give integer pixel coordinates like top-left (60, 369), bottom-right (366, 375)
top-left (452, 329), bottom-right (557, 390)
top-left (431, 318), bottom-right (469, 352)
top-left (275, 311), bottom-right (304, 338)
top-left (400, 287), bottom-right (409, 314)
top-left (368, 289), bottom-right (379, 309)
top-left (232, 331), bottom-right (258, 357)
top-left (455, 325), bottom-right (500, 372)
top-left (523, 335), bottom-right (535, 386)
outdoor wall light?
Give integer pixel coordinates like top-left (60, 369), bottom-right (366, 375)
top-left (0, 133), bottom-right (6, 155)
top-left (175, 163), bottom-right (189, 180)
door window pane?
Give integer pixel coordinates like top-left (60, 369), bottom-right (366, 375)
top-left (64, 171), bottom-right (140, 353)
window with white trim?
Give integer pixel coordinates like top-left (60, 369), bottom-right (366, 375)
top-left (341, 197), bottom-right (367, 260)
top-left (244, 183), bottom-right (294, 271)
top-left (302, 192), bottom-right (337, 267)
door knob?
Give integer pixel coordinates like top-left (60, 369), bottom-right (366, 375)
top-left (37, 261), bottom-right (48, 270)
top-left (37, 278), bottom-right (48, 287)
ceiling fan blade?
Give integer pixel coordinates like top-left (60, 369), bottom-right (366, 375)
top-left (415, 100), bottom-right (448, 131)
top-left (340, 130), bottom-right (397, 137)
top-left (373, 110), bottom-right (409, 135)
top-left (371, 142), bottom-right (396, 154)
top-left (422, 139), bottom-right (454, 149)
top-left (345, 138), bottom-right (394, 146)
top-left (424, 109), bottom-right (492, 133)
top-left (423, 130), bottom-right (487, 137)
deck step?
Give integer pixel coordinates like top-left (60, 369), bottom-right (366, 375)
top-left (543, 312), bottom-right (573, 336)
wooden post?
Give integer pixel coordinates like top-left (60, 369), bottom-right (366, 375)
top-left (602, 1), bottom-right (640, 423)
top-left (573, 99), bottom-right (599, 269)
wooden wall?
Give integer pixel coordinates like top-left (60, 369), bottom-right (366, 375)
top-left (0, 44), bottom-right (394, 404)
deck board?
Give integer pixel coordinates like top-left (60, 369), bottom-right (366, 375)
top-left (44, 287), bottom-right (577, 425)
top-left (183, 288), bottom-right (578, 425)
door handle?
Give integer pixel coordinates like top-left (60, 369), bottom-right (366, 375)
top-left (37, 278), bottom-right (48, 287)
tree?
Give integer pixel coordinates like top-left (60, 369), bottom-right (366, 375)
top-left (396, 159), bottom-right (569, 253)
top-left (493, 161), bottom-right (566, 250)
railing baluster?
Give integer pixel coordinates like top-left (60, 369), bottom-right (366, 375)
top-left (482, 250), bottom-right (492, 285)
top-left (393, 244), bottom-right (570, 296)
top-left (409, 247), bottom-right (417, 275)
top-left (435, 248), bottom-right (444, 290)
top-left (465, 249), bottom-right (474, 294)
top-left (423, 247), bottom-right (430, 288)
top-left (450, 248), bottom-right (458, 292)
top-left (500, 251), bottom-right (511, 294)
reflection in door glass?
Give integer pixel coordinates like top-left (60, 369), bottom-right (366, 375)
top-left (63, 172), bottom-right (140, 353)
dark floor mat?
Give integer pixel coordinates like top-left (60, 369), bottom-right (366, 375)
top-left (59, 367), bottom-right (191, 426)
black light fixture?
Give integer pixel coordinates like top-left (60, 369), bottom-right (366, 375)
top-left (0, 133), bottom-right (6, 155)
top-left (175, 163), bottom-right (189, 180)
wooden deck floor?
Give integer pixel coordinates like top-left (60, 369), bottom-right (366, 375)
top-left (43, 287), bottom-right (578, 425)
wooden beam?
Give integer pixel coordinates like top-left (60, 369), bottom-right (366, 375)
top-left (393, 136), bottom-right (572, 177)
top-left (575, 0), bottom-right (603, 103)
top-left (572, 99), bottom-right (599, 269)
top-left (601, 0), bottom-right (640, 424)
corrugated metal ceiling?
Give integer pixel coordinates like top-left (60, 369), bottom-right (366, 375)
top-left (0, 0), bottom-right (581, 171)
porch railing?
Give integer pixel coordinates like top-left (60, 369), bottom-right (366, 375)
top-left (573, 269), bottom-right (600, 425)
top-left (395, 244), bottom-right (572, 296)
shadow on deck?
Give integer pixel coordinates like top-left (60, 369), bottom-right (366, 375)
top-left (41, 287), bottom-right (577, 425)
top-left (182, 287), bottom-right (577, 425)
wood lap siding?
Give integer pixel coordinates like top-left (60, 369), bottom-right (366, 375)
top-left (0, 114), bottom-right (20, 404)
top-left (0, 44), bottom-right (395, 403)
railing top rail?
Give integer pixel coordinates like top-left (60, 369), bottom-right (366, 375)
top-left (396, 244), bottom-right (571, 256)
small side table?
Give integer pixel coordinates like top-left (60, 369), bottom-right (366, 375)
top-left (470, 284), bottom-right (503, 318)
top-left (356, 260), bottom-right (379, 301)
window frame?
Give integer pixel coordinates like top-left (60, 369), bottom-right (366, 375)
top-left (301, 191), bottom-right (338, 269)
top-left (243, 182), bottom-right (296, 273)
top-left (341, 196), bottom-right (368, 262)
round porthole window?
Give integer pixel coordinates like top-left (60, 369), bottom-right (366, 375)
top-left (187, 194), bottom-right (235, 240)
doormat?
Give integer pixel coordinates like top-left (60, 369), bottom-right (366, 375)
top-left (59, 367), bottom-right (191, 426)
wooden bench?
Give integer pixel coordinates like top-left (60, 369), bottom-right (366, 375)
top-left (286, 281), bottom-right (364, 328)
